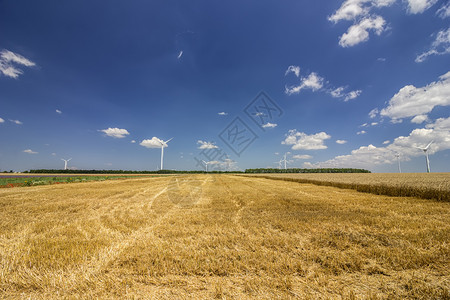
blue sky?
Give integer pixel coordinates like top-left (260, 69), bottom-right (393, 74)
top-left (0, 0), bottom-right (449, 172)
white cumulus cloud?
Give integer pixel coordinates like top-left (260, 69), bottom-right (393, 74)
top-left (0, 49), bottom-right (35, 79)
top-left (304, 117), bottom-right (450, 169)
top-left (0, 117), bottom-right (4, 123)
top-left (23, 149), bottom-right (38, 154)
top-left (329, 0), bottom-right (436, 48)
top-left (285, 72), bottom-right (324, 95)
top-left (336, 139), bottom-right (348, 144)
top-left (405, 0), bottom-right (437, 14)
top-left (339, 16), bottom-right (386, 47)
top-left (357, 130), bottom-right (367, 135)
top-left (426, 116), bottom-right (450, 130)
top-left (262, 122), bottom-right (277, 128)
top-left (282, 130), bottom-right (331, 150)
top-left (99, 127), bottom-right (130, 138)
top-left (197, 140), bottom-right (218, 149)
top-left (380, 71), bottom-right (450, 121)
top-left (329, 0), bottom-right (395, 23)
top-left (140, 137), bottom-right (167, 148)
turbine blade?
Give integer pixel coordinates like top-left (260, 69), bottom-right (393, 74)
top-left (165, 137), bottom-right (173, 144)
top-left (425, 140), bottom-right (434, 150)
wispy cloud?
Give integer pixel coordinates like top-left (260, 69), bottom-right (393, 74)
top-left (131, 140), bottom-right (136, 143)
top-left (336, 139), bottom-right (347, 144)
top-left (99, 127), bottom-right (130, 138)
top-left (437, 2), bottom-right (450, 18)
top-left (23, 149), bottom-right (38, 154)
top-left (282, 130), bottom-right (331, 150)
top-left (0, 117), bottom-right (4, 123)
top-left (293, 154), bottom-right (312, 159)
top-left (285, 65), bottom-right (300, 77)
top-left (369, 108), bottom-right (379, 119)
top-left (218, 112), bottom-right (228, 116)
top-left (361, 122), bottom-right (379, 127)
top-left (330, 86), bottom-right (362, 101)
top-left (411, 114), bottom-right (428, 124)
top-left (56, 109), bottom-right (62, 114)
top-left (357, 130), bottom-right (367, 135)
top-left (0, 49), bottom-right (35, 79)
top-left (177, 50), bottom-right (183, 59)
top-left (197, 140), bottom-right (218, 149)
top-left (415, 28), bottom-right (450, 62)
top-left (10, 119), bottom-right (22, 125)
top-left (285, 66), bottom-right (362, 100)
top-left (262, 122), bottom-right (277, 128)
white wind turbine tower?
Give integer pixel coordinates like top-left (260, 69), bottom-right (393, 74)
top-left (159, 138), bottom-right (173, 170)
top-left (280, 153), bottom-right (288, 170)
top-left (202, 160), bottom-right (212, 172)
top-left (417, 141), bottom-right (433, 173)
top-left (395, 153), bottom-right (402, 173)
top-left (61, 158), bottom-right (72, 170)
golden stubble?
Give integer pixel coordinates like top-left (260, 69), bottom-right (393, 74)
top-left (0, 175), bottom-right (448, 299)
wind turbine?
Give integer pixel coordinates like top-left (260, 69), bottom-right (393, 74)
top-left (61, 158), bottom-right (72, 170)
top-left (280, 153), bottom-right (288, 170)
top-left (274, 160), bottom-right (282, 169)
top-left (202, 160), bottom-right (211, 172)
top-left (223, 159), bottom-right (233, 171)
top-left (159, 138), bottom-right (173, 170)
top-left (395, 153), bottom-right (402, 173)
top-left (417, 141), bottom-right (433, 173)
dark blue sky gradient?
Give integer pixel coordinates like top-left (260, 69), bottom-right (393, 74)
top-left (0, 0), bottom-right (449, 172)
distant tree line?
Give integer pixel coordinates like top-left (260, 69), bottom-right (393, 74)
top-left (25, 168), bottom-right (370, 174)
top-left (25, 169), bottom-right (245, 174)
top-left (244, 168), bottom-right (371, 173)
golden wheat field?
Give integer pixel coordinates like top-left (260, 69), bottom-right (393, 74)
top-left (244, 173), bottom-right (450, 201)
top-left (0, 174), bottom-right (449, 299)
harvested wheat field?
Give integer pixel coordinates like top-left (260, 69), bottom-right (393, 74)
top-left (0, 174), bottom-right (449, 299)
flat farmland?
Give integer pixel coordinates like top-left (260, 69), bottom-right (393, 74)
top-left (0, 175), bottom-right (449, 299)
top-left (244, 173), bottom-right (450, 201)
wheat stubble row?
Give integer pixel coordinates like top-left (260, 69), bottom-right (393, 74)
top-left (0, 175), bottom-right (448, 299)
